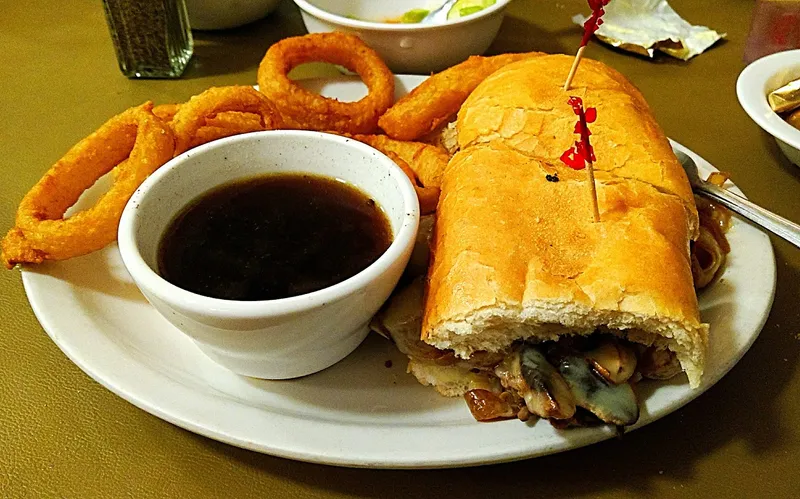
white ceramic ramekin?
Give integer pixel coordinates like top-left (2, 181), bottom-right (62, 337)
top-left (292, 0), bottom-right (512, 74)
top-left (737, 49), bottom-right (800, 166)
top-left (118, 131), bottom-right (419, 379)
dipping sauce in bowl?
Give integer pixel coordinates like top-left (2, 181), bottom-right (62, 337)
top-left (118, 130), bottom-right (419, 379)
top-left (157, 173), bottom-right (392, 301)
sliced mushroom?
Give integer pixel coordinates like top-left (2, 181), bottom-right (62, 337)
top-left (638, 347), bottom-right (682, 380)
top-left (495, 345), bottom-right (576, 420)
top-left (557, 355), bottom-right (639, 426)
top-left (548, 408), bottom-right (603, 429)
top-left (584, 339), bottom-right (637, 384)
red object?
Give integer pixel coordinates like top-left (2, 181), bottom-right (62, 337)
top-left (581, 0), bottom-right (611, 47)
top-left (560, 96), bottom-right (597, 170)
top-left (743, 0), bottom-right (800, 63)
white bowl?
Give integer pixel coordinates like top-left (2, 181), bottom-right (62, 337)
top-left (737, 48), bottom-right (800, 166)
top-left (185, 0), bottom-right (280, 30)
top-left (293, 0), bottom-right (512, 74)
top-left (118, 131), bottom-right (419, 379)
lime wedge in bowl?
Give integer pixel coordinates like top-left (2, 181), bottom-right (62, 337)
top-left (401, 8), bottom-right (430, 23)
top-left (447, 0), bottom-right (497, 20)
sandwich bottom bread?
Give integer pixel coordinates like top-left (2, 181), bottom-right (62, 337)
top-left (371, 55), bottom-right (723, 429)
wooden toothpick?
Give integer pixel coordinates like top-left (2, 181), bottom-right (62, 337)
top-left (585, 158), bottom-right (600, 222)
top-left (564, 45), bottom-right (586, 91)
top-left (564, 1), bottom-right (611, 91)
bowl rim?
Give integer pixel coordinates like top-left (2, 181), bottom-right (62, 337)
top-left (117, 130), bottom-right (420, 320)
top-left (736, 48), bottom-right (800, 149)
top-left (292, 0), bottom-right (512, 31)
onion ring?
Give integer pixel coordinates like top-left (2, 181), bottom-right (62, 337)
top-left (348, 134), bottom-right (449, 189)
top-left (153, 103), bottom-right (181, 124)
top-left (1, 103), bottom-right (175, 267)
top-left (171, 86), bottom-right (283, 154)
top-left (188, 111), bottom-right (266, 150)
top-left (204, 111), bottom-right (263, 130)
top-left (257, 33), bottom-right (394, 134)
top-left (383, 151), bottom-right (440, 215)
top-left (378, 53), bottom-right (541, 141)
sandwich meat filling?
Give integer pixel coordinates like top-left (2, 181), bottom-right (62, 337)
top-left (371, 277), bottom-right (681, 429)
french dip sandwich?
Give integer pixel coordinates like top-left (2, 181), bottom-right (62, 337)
top-left (373, 55), bottom-right (713, 428)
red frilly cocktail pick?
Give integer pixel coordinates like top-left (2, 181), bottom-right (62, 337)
top-left (560, 96), bottom-right (601, 221)
top-left (581, 0), bottom-right (612, 47)
top-left (564, 0), bottom-right (612, 91)
top-left (560, 96), bottom-right (597, 169)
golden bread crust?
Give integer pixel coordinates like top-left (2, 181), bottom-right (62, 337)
top-left (456, 55), bottom-right (698, 235)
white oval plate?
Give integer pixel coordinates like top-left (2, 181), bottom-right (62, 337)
top-left (22, 75), bottom-right (777, 469)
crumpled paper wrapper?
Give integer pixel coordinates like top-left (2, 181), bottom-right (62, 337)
top-left (573, 0), bottom-right (725, 60)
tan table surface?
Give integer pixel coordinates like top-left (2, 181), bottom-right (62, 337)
top-left (2, 0), bottom-right (799, 497)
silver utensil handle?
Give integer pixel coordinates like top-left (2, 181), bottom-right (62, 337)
top-left (698, 184), bottom-right (800, 248)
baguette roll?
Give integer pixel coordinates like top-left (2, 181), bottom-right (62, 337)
top-left (421, 58), bottom-right (708, 388)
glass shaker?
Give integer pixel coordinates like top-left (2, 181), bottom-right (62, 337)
top-left (102, 0), bottom-right (194, 78)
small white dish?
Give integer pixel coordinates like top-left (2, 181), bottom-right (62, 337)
top-left (737, 48), bottom-right (800, 166)
top-left (185, 0), bottom-right (280, 30)
top-left (292, 0), bottom-right (512, 74)
top-left (116, 130), bottom-right (419, 379)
